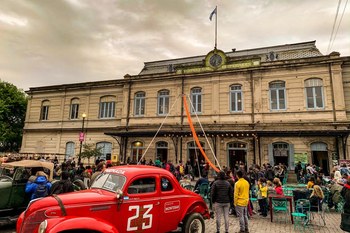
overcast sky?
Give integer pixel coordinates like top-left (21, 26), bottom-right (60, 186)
top-left (1, 0), bottom-right (349, 91)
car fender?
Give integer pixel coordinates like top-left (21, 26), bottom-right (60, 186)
top-left (45, 216), bottom-right (119, 233)
top-left (180, 199), bottom-right (209, 222)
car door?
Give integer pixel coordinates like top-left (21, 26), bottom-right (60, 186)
top-left (9, 167), bottom-right (31, 208)
top-left (119, 174), bottom-right (160, 233)
top-left (158, 175), bottom-right (183, 233)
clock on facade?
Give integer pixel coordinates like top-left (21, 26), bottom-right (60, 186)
top-left (209, 54), bottom-right (223, 67)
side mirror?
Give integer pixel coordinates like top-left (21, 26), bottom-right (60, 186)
top-left (116, 190), bottom-right (123, 200)
top-left (116, 190), bottom-right (123, 212)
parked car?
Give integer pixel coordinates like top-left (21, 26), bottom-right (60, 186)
top-left (16, 165), bottom-right (210, 233)
top-left (0, 160), bottom-right (54, 217)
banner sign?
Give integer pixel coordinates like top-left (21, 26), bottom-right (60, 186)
top-left (294, 153), bottom-right (308, 164)
top-left (339, 159), bottom-right (350, 167)
top-left (79, 132), bottom-right (85, 142)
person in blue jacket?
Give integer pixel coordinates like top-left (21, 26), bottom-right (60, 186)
top-left (25, 171), bottom-right (52, 200)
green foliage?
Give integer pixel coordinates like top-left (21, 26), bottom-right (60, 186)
top-left (78, 143), bottom-right (103, 161)
top-left (0, 80), bottom-right (27, 152)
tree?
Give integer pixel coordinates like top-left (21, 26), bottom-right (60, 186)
top-left (0, 80), bottom-right (27, 152)
top-left (77, 143), bottom-right (103, 165)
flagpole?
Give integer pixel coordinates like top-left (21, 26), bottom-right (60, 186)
top-left (215, 6), bottom-right (217, 49)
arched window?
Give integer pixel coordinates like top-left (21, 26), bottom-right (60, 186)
top-left (134, 92), bottom-right (146, 116)
top-left (305, 78), bottom-right (324, 109)
top-left (269, 81), bottom-right (286, 111)
top-left (158, 90), bottom-right (170, 115)
top-left (65, 142), bottom-right (75, 160)
top-left (190, 87), bottom-right (202, 113)
top-left (70, 98), bottom-right (80, 119)
top-left (96, 142), bottom-right (112, 160)
top-left (99, 96), bottom-right (116, 119)
top-left (230, 84), bottom-right (243, 112)
top-left (131, 141), bottom-right (143, 162)
top-left (41, 100), bottom-right (50, 120)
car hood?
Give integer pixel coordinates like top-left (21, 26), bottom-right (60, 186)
top-left (57, 188), bottom-right (117, 204)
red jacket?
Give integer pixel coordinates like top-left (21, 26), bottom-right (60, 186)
top-left (275, 186), bottom-right (284, 195)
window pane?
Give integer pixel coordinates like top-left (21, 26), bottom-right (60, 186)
top-left (237, 92), bottom-right (242, 111)
top-left (231, 92), bottom-right (236, 111)
top-left (111, 102), bottom-right (115, 117)
top-left (161, 177), bottom-right (173, 192)
top-left (278, 89), bottom-right (285, 109)
top-left (191, 95), bottom-right (197, 112)
top-left (128, 177), bottom-right (155, 194)
top-left (306, 88), bottom-right (314, 108)
top-left (197, 95), bottom-right (202, 112)
top-left (135, 99), bottom-right (140, 115)
top-left (159, 97), bottom-right (164, 114)
top-left (164, 96), bottom-right (169, 114)
top-left (270, 90), bottom-right (277, 109)
top-left (140, 98), bottom-right (145, 115)
top-left (75, 104), bottom-right (79, 118)
top-left (315, 87), bottom-right (323, 108)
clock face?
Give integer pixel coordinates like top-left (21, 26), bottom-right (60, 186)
top-left (209, 54), bottom-right (223, 67)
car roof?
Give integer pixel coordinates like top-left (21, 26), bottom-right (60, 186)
top-left (104, 165), bottom-right (172, 178)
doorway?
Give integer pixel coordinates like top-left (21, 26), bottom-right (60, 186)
top-left (273, 142), bottom-right (289, 169)
top-left (227, 142), bottom-right (247, 170)
top-left (187, 141), bottom-right (205, 166)
top-left (156, 141), bottom-right (168, 163)
top-left (311, 142), bottom-right (329, 175)
top-left (131, 141), bottom-right (143, 163)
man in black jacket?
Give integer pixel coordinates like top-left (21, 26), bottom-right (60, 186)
top-left (265, 165), bottom-right (275, 182)
top-left (211, 171), bottom-right (233, 233)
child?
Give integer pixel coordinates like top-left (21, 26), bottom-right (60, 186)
top-left (258, 177), bottom-right (268, 217)
top-left (307, 177), bottom-right (315, 189)
top-left (273, 178), bottom-right (283, 195)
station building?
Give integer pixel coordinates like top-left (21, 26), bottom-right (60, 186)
top-left (21, 41), bottom-right (350, 174)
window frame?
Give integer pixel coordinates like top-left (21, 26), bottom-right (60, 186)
top-left (229, 84), bottom-right (243, 113)
top-left (41, 105), bottom-right (49, 121)
top-left (158, 90), bottom-right (170, 115)
top-left (305, 79), bottom-right (324, 110)
top-left (269, 81), bottom-right (287, 111)
top-left (99, 101), bottom-right (115, 119)
top-left (190, 87), bottom-right (202, 114)
top-left (70, 103), bottom-right (79, 119)
top-left (134, 92), bottom-right (146, 116)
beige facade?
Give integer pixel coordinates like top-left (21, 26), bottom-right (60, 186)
top-left (21, 41), bottom-right (350, 174)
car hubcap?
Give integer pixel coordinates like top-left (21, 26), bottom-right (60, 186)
top-left (189, 219), bottom-right (202, 233)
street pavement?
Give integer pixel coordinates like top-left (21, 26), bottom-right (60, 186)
top-left (1, 209), bottom-right (345, 232)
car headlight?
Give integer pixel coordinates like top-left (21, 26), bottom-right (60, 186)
top-left (38, 220), bottom-right (47, 233)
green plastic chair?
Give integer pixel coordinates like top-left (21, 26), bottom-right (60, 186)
top-left (184, 185), bottom-right (195, 191)
top-left (335, 196), bottom-right (345, 213)
top-left (250, 186), bottom-right (258, 210)
top-left (272, 196), bottom-right (289, 223)
top-left (322, 188), bottom-right (330, 212)
top-left (198, 183), bottom-right (210, 203)
top-left (292, 199), bottom-right (312, 232)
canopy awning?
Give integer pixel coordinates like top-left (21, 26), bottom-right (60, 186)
top-left (1, 160), bottom-right (54, 181)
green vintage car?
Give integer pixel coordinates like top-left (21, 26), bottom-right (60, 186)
top-left (0, 160), bottom-right (54, 217)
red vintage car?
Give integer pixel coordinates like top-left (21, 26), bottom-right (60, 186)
top-left (16, 165), bottom-right (209, 233)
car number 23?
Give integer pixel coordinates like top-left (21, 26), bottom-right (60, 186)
top-left (127, 204), bottom-right (153, 231)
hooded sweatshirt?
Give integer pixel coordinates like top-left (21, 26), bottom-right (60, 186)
top-left (275, 186), bottom-right (284, 195)
top-left (25, 175), bottom-right (52, 200)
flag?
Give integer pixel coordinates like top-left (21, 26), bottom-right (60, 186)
top-left (209, 7), bottom-right (217, 21)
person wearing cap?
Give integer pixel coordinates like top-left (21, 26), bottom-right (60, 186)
top-left (211, 170), bottom-right (233, 233)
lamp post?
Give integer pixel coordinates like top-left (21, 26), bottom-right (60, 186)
top-left (78, 112), bottom-right (87, 165)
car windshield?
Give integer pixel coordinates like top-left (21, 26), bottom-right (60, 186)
top-left (91, 173), bottom-right (126, 192)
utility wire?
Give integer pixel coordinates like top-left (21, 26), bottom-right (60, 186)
top-left (327, 0), bottom-right (342, 54)
top-left (329, 0), bottom-right (348, 52)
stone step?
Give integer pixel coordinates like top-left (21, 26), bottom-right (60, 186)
top-left (287, 170), bottom-right (297, 183)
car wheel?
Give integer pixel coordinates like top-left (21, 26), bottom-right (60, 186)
top-left (182, 213), bottom-right (205, 233)
top-left (73, 179), bottom-right (86, 191)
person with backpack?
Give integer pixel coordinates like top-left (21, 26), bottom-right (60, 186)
top-left (177, 160), bottom-right (185, 178)
top-left (49, 171), bottom-right (74, 195)
top-left (25, 171), bottom-right (52, 200)
top-left (163, 160), bottom-right (175, 174)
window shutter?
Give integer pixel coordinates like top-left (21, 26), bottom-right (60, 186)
top-left (289, 143), bottom-right (295, 170)
top-left (268, 143), bottom-right (274, 166)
